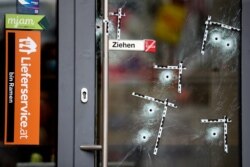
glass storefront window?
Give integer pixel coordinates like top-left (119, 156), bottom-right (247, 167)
top-left (0, 0), bottom-right (58, 166)
top-left (0, 0), bottom-right (244, 166)
top-left (104, 0), bottom-right (241, 166)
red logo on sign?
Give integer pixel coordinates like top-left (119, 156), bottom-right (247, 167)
top-left (144, 39), bottom-right (156, 53)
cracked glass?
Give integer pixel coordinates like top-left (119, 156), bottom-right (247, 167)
top-left (96, 0), bottom-right (241, 166)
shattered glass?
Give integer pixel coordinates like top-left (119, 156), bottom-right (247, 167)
top-left (96, 0), bottom-right (241, 166)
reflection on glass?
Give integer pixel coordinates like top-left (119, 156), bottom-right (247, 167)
top-left (105, 0), bottom-right (241, 166)
top-left (0, 1), bottom-right (57, 166)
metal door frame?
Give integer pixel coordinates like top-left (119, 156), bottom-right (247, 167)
top-left (58, 0), bottom-right (250, 166)
top-left (242, 0), bottom-right (250, 166)
top-left (58, 0), bottom-right (75, 165)
top-left (58, 0), bottom-right (96, 166)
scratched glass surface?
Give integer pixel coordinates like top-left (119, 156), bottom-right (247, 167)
top-left (97, 0), bottom-right (241, 166)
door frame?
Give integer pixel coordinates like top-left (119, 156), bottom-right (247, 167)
top-left (242, 0), bottom-right (250, 166)
top-left (58, 0), bottom-right (96, 166)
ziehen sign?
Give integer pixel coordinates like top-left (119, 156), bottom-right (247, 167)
top-left (109, 39), bottom-right (156, 53)
top-left (5, 30), bottom-right (41, 145)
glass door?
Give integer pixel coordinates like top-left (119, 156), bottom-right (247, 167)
top-left (2, 0), bottom-right (250, 167)
top-left (105, 0), bottom-right (241, 166)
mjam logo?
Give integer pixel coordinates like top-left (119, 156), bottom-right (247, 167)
top-left (5, 14), bottom-right (48, 30)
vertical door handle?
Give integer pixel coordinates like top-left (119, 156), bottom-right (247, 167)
top-left (102, 0), bottom-right (109, 166)
top-left (81, 1), bottom-right (109, 167)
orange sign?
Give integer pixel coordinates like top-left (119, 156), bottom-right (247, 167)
top-left (5, 30), bottom-right (41, 145)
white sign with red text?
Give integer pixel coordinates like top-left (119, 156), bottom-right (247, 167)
top-left (109, 39), bottom-right (156, 53)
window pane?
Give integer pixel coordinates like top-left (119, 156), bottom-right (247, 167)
top-left (106, 0), bottom-right (241, 166)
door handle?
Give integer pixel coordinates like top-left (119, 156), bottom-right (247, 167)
top-left (81, 1), bottom-right (109, 167)
top-left (80, 145), bottom-right (102, 151)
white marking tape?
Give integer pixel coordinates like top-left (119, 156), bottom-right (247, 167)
top-left (154, 62), bottom-right (186, 93)
top-left (131, 92), bottom-right (177, 109)
top-left (109, 7), bottom-right (126, 40)
top-left (201, 16), bottom-right (211, 55)
top-left (201, 116), bottom-right (232, 153)
top-left (132, 92), bottom-right (177, 155)
top-left (153, 105), bottom-right (168, 155)
top-left (201, 15), bottom-right (240, 55)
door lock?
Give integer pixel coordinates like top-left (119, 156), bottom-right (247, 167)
top-left (81, 88), bottom-right (88, 103)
